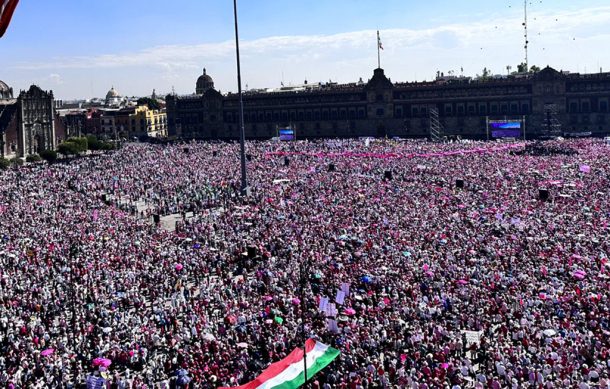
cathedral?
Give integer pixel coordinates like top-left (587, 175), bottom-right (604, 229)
top-left (0, 82), bottom-right (58, 158)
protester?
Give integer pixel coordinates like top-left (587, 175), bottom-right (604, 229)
top-left (0, 137), bottom-right (608, 388)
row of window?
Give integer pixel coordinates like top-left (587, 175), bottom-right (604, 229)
top-left (568, 100), bottom-right (608, 113)
top-left (225, 108), bottom-right (368, 123)
top-left (175, 101), bottom-right (610, 124)
top-left (569, 115), bottom-right (607, 125)
top-left (405, 102), bottom-right (530, 118)
top-left (21, 101), bottom-right (51, 110)
top-left (568, 82), bottom-right (610, 92)
top-left (184, 102), bottom-right (535, 123)
top-left (395, 86), bottom-right (530, 100)
top-left (224, 94), bottom-right (366, 108)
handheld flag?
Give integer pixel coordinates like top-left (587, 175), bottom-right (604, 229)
top-left (220, 339), bottom-right (340, 389)
top-left (0, 0), bottom-right (19, 38)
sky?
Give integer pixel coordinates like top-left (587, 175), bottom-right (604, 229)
top-left (2, 0), bottom-right (610, 100)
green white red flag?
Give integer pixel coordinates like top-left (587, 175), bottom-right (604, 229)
top-left (220, 339), bottom-right (340, 389)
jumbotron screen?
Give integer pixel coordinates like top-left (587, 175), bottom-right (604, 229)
top-left (490, 121), bottom-right (521, 138)
top-left (279, 128), bottom-right (295, 141)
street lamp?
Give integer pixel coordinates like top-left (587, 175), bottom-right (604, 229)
top-left (233, 0), bottom-right (248, 196)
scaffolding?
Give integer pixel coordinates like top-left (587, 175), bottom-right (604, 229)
top-left (429, 107), bottom-right (443, 141)
top-left (544, 103), bottom-right (563, 136)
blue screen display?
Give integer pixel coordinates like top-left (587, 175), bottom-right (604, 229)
top-left (279, 129), bottom-right (294, 141)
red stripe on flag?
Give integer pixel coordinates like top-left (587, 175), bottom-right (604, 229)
top-left (220, 346), bottom-right (305, 389)
top-left (0, 0), bottom-right (20, 38)
top-left (219, 340), bottom-right (319, 389)
top-left (305, 338), bottom-right (317, 353)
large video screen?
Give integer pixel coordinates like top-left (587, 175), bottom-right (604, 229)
top-left (490, 121), bottom-right (521, 129)
top-left (279, 128), bottom-right (295, 141)
top-left (490, 121), bottom-right (521, 138)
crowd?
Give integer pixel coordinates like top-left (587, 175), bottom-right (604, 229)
top-left (0, 137), bottom-right (609, 388)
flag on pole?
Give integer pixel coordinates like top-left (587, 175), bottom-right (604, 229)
top-left (377, 30), bottom-right (384, 50)
top-left (219, 339), bottom-right (340, 389)
top-left (0, 0), bottom-right (19, 38)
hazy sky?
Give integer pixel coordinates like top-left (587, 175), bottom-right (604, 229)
top-left (1, 0), bottom-right (610, 99)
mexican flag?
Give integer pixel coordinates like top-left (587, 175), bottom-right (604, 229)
top-left (221, 339), bottom-right (339, 389)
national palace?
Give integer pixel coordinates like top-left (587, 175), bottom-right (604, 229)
top-left (166, 66), bottom-right (610, 140)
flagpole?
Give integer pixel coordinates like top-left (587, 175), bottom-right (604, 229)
top-left (377, 30), bottom-right (381, 69)
top-left (233, 0), bottom-right (248, 196)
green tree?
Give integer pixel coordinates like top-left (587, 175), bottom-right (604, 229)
top-left (478, 67), bottom-right (491, 80)
top-left (137, 97), bottom-right (160, 110)
top-left (58, 141), bottom-right (80, 156)
top-left (39, 149), bottom-right (58, 163)
top-left (530, 65), bottom-right (541, 73)
top-left (86, 135), bottom-right (102, 151)
top-left (67, 137), bottom-right (88, 153)
top-left (0, 158), bottom-right (9, 170)
top-left (10, 158), bottom-right (23, 166)
top-left (26, 154), bottom-right (42, 163)
top-left (101, 142), bottom-right (115, 151)
top-left (517, 62), bottom-right (528, 73)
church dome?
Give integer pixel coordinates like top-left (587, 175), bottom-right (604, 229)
top-left (106, 86), bottom-right (120, 100)
top-left (105, 86), bottom-right (123, 107)
top-left (196, 68), bottom-right (214, 94)
top-left (0, 80), bottom-right (13, 99)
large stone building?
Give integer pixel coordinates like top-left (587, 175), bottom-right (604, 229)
top-left (166, 66), bottom-right (610, 140)
top-left (0, 82), bottom-right (60, 158)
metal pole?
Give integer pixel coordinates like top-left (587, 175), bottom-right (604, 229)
top-left (299, 255), bottom-right (308, 387)
top-left (233, 0), bottom-right (248, 195)
top-left (377, 30), bottom-right (381, 69)
top-left (486, 116), bottom-right (489, 141)
top-left (522, 115), bottom-right (526, 141)
top-left (71, 243), bottom-right (80, 386)
top-left (524, 0), bottom-right (528, 72)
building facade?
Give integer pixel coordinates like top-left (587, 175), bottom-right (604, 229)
top-left (131, 105), bottom-right (167, 138)
top-left (59, 105), bottom-right (167, 140)
top-left (0, 83), bottom-right (58, 157)
top-left (166, 66), bottom-right (610, 140)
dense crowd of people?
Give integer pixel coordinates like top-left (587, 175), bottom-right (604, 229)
top-left (0, 137), bottom-right (609, 388)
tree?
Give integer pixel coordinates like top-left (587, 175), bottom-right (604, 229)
top-left (85, 134), bottom-right (115, 151)
top-left (101, 142), bottom-right (115, 151)
top-left (26, 154), bottom-right (42, 163)
top-left (58, 141), bottom-right (81, 156)
top-left (0, 158), bottom-right (9, 170)
top-left (530, 65), bottom-right (541, 73)
top-left (479, 67), bottom-right (491, 79)
top-left (67, 137), bottom-right (88, 153)
top-left (39, 149), bottom-right (58, 163)
top-left (86, 135), bottom-right (102, 151)
top-left (517, 62), bottom-right (528, 73)
top-left (137, 97), bottom-right (160, 110)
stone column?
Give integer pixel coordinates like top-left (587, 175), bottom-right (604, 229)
top-left (18, 102), bottom-right (26, 157)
